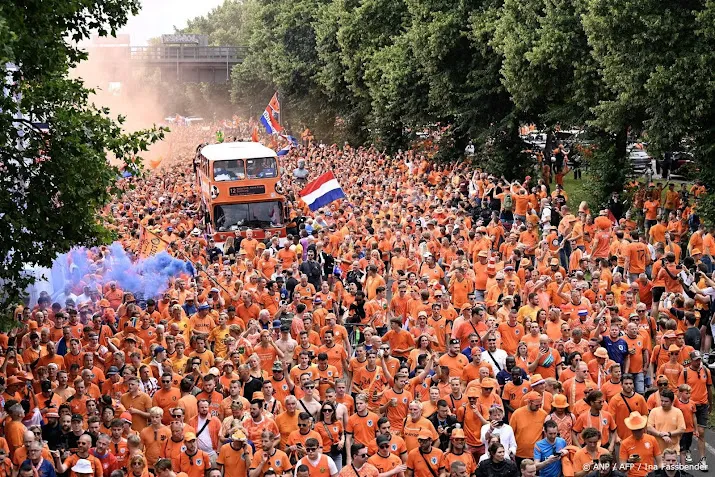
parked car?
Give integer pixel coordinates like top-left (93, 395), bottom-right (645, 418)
top-left (627, 144), bottom-right (652, 176)
top-left (657, 151), bottom-right (694, 178)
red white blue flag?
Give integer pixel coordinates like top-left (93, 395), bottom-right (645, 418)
top-left (299, 171), bottom-right (346, 211)
top-left (260, 93), bottom-right (283, 134)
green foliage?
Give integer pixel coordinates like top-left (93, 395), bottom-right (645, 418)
top-left (180, 0), bottom-right (715, 212)
top-left (582, 133), bottom-right (632, 209)
top-left (0, 1), bottom-right (166, 328)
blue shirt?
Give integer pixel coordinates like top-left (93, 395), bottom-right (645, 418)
top-left (534, 437), bottom-right (567, 477)
top-left (602, 336), bottom-right (629, 364)
top-left (21, 459), bottom-right (56, 477)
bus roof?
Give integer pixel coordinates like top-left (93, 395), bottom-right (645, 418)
top-left (200, 142), bottom-right (277, 161)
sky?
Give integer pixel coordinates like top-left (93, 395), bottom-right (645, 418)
top-left (117, 0), bottom-right (226, 45)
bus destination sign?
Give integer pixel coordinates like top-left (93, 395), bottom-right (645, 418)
top-left (229, 185), bottom-right (266, 196)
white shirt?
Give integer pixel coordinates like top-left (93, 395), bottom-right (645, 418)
top-left (481, 348), bottom-right (508, 373)
top-left (196, 416), bottom-right (216, 455)
top-left (480, 422), bottom-right (517, 458)
top-left (294, 454), bottom-right (338, 477)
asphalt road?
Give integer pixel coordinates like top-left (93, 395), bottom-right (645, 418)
top-left (685, 428), bottom-right (713, 477)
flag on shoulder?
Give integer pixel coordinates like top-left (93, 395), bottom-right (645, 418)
top-left (277, 134), bottom-right (298, 156)
top-left (299, 171), bottom-right (346, 211)
top-left (260, 93), bottom-right (283, 134)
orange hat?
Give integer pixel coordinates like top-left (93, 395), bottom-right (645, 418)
top-left (460, 303), bottom-right (472, 311)
top-left (466, 387), bottom-right (480, 398)
top-left (552, 394), bottom-right (569, 408)
top-left (481, 378), bottom-right (497, 389)
top-left (524, 391), bottom-right (542, 402)
top-left (417, 429), bottom-right (433, 440)
top-left (28, 322), bottom-right (38, 330)
top-left (691, 248), bottom-right (702, 255)
top-left (667, 344), bottom-right (680, 352)
top-left (529, 374), bottom-right (545, 386)
top-left (252, 392), bottom-right (265, 401)
top-left (120, 412), bottom-right (132, 423)
top-left (184, 432), bottom-right (197, 441)
top-left (664, 332), bottom-right (676, 339)
top-left (624, 411), bottom-right (647, 430)
top-left (477, 250), bottom-right (489, 258)
top-left (6, 376), bottom-right (23, 386)
top-left (594, 347), bottom-right (609, 359)
top-left (451, 428), bottom-right (466, 439)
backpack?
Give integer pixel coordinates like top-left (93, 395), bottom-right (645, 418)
top-left (503, 193), bottom-right (513, 211)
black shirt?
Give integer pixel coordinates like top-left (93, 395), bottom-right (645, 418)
top-left (684, 327), bottom-right (701, 351)
top-left (243, 376), bottom-right (264, 401)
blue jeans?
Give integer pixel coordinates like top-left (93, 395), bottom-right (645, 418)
top-left (330, 451), bottom-right (343, 471)
top-left (633, 372), bottom-right (645, 394)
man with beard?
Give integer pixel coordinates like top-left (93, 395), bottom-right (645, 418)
top-left (217, 429), bottom-right (253, 477)
top-left (51, 434), bottom-right (103, 477)
top-left (406, 430), bottom-right (443, 477)
top-left (41, 411), bottom-right (62, 450)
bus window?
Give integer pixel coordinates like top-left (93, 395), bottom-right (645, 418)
top-left (246, 157), bottom-right (277, 179)
top-left (214, 201), bottom-right (284, 231)
top-left (213, 159), bottom-right (245, 181)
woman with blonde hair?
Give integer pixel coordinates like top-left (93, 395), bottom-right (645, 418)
top-left (515, 342), bottom-right (529, 371)
top-left (128, 453), bottom-right (150, 477)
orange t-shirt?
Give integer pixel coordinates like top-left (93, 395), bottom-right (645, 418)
top-left (509, 407), bottom-right (548, 458)
top-left (346, 411), bottom-right (380, 454)
top-left (619, 434), bottom-right (660, 477)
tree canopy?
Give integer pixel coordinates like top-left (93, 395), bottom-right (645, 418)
top-left (183, 0), bottom-right (715, 218)
top-left (0, 1), bottom-right (165, 326)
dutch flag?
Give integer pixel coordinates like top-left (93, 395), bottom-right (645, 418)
top-left (299, 171), bottom-right (347, 211)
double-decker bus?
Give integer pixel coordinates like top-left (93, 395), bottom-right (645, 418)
top-left (196, 141), bottom-right (287, 243)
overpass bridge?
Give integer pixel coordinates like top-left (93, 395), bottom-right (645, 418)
top-left (86, 45), bottom-right (249, 84)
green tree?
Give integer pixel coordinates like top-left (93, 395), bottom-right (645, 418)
top-left (182, 0), bottom-right (258, 46)
top-left (0, 2), bottom-right (165, 326)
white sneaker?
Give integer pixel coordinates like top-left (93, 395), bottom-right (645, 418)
top-left (700, 458), bottom-right (709, 472)
top-left (685, 451), bottom-right (693, 464)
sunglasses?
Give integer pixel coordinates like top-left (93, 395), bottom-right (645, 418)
top-left (298, 423), bottom-right (309, 428)
top-left (379, 443), bottom-right (390, 448)
top-left (357, 453), bottom-right (369, 458)
top-left (306, 447), bottom-right (317, 452)
top-left (322, 409), bottom-right (333, 413)
top-left (162, 380), bottom-right (171, 384)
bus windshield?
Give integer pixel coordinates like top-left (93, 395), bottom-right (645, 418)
top-left (213, 160), bottom-right (245, 181)
top-left (246, 157), bottom-right (278, 179)
top-left (214, 201), bottom-right (284, 231)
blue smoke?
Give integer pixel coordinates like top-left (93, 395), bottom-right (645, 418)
top-left (51, 242), bottom-right (194, 304)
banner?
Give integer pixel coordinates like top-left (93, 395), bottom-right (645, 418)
top-left (138, 228), bottom-right (168, 258)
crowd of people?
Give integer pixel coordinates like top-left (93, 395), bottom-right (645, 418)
top-left (1, 123), bottom-right (714, 477)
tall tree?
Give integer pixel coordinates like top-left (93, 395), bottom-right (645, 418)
top-left (0, 1), bottom-right (165, 325)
